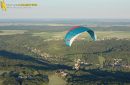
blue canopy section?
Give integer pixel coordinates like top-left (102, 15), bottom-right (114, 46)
top-left (65, 26), bottom-right (97, 47)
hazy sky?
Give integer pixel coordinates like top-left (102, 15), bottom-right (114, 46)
top-left (0, 0), bottom-right (130, 19)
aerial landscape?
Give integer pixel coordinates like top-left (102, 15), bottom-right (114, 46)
top-left (0, 19), bottom-right (130, 85)
top-left (0, 0), bottom-right (130, 85)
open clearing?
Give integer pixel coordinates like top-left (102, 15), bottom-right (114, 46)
top-left (96, 31), bottom-right (130, 40)
top-left (32, 31), bottom-right (130, 41)
top-left (0, 30), bottom-right (27, 35)
top-left (0, 30), bottom-right (130, 40)
top-left (48, 74), bottom-right (67, 85)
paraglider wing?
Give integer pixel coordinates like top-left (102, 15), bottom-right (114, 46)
top-left (65, 26), bottom-right (97, 47)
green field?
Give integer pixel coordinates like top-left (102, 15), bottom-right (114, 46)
top-left (32, 30), bottom-right (130, 41)
top-left (0, 30), bottom-right (27, 35)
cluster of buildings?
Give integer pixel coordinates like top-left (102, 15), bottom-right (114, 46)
top-left (24, 45), bottom-right (50, 59)
top-left (106, 58), bottom-right (130, 69)
top-left (55, 70), bottom-right (68, 77)
top-left (73, 59), bottom-right (91, 70)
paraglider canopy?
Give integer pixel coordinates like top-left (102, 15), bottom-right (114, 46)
top-left (65, 26), bottom-right (97, 47)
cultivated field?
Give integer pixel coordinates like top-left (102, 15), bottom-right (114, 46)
top-left (32, 31), bottom-right (130, 41)
top-left (0, 30), bottom-right (28, 35)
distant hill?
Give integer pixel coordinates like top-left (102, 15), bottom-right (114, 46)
top-left (0, 25), bottom-right (130, 32)
top-left (0, 19), bottom-right (130, 31)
